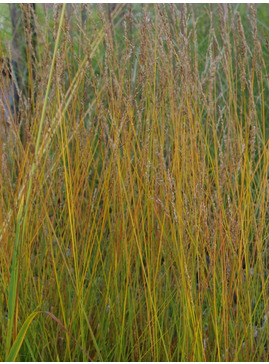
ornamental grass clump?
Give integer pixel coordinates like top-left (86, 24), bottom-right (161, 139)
top-left (0, 4), bottom-right (268, 361)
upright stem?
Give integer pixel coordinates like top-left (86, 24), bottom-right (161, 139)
top-left (5, 5), bottom-right (66, 359)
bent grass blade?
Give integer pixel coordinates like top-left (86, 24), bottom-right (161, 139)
top-left (6, 311), bottom-right (93, 362)
top-left (5, 4), bottom-right (66, 360)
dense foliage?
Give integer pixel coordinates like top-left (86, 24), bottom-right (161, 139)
top-left (0, 4), bottom-right (268, 361)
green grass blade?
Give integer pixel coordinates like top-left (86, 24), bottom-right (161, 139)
top-left (6, 311), bottom-right (41, 362)
top-left (5, 196), bottom-right (24, 359)
top-left (5, 5), bottom-right (66, 360)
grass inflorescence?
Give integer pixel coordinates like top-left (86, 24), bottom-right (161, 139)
top-left (0, 4), bottom-right (268, 361)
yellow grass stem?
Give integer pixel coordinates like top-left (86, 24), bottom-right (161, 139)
top-left (5, 5), bottom-right (66, 360)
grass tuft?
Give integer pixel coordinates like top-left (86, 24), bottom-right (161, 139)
top-left (0, 4), bottom-right (268, 361)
